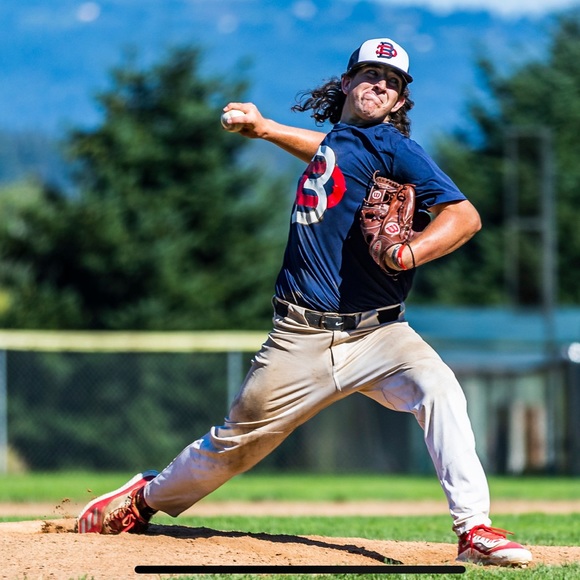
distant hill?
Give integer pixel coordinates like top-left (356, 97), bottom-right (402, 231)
top-left (0, 0), bottom-right (556, 184)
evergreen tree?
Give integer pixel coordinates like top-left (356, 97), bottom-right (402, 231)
top-left (0, 47), bottom-right (289, 330)
top-left (411, 11), bottom-right (580, 306)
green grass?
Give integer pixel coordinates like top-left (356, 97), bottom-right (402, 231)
top-left (155, 566), bottom-right (580, 579)
top-left (1, 472), bottom-right (578, 579)
top-left (1, 471), bottom-right (580, 502)
top-left (150, 512), bottom-right (578, 546)
top-left (154, 567), bottom-right (580, 580)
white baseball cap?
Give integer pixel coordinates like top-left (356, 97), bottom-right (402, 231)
top-left (346, 38), bottom-right (413, 84)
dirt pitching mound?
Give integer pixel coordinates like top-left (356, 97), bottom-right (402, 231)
top-left (3, 516), bottom-right (580, 580)
top-left (3, 500), bottom-right (580, 579)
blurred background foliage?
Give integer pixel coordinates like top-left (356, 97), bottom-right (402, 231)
top-left (0, 47), bottom-right (289, 331)
top-left (2, 13), bottom-right (580, 472)
top-left (0, 13), bottom-right (580, 332)
top-left (8, 350), bottom-right (232, 470)
top-left (412, 12), bottom-right (580, 306)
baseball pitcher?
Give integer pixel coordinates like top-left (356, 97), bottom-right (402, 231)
top-left (77, 37), bottom-right (532, 567)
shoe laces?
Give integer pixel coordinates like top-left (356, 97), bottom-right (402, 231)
top-left (117, 508), bottom-right (142, 532)
top-left (464, 525), bottom-right (513, 549)
top-left (105, 493), bottom-right (146, 533)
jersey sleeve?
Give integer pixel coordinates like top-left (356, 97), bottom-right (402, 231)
top-left (391, 137), bottom-right (467, 209)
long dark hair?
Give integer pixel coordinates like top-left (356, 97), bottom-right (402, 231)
top-left (291, 76), bottom-right (414, 137)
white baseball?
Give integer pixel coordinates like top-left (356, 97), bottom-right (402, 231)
top-left (221, 109), bottom-right (246, 132)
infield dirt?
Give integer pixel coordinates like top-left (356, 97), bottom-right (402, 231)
top-left (2, 500), bottom-right (580, 579)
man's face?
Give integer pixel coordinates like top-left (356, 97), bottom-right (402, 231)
top-left (340, 65), bottom-right (406, 125)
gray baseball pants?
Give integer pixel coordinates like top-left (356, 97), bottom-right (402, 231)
top-left (144, 301), bottom-right (492, 536)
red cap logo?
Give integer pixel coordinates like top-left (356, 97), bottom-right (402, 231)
top-left (376, 42), bottom-right (398, 60)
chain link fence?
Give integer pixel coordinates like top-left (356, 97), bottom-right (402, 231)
top-left (2, 330), bottom-right (579, 475)
top-left (1, 331), bottom-right (427, 475)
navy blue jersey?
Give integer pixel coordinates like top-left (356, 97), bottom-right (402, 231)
top-left (274, 122), bottom-right (467, 313)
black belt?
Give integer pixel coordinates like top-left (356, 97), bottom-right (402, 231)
top-left (273, 298), bottom-right (401, 331)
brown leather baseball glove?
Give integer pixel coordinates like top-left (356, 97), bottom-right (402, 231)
top-left (359, 171), bottom-right (416, 274)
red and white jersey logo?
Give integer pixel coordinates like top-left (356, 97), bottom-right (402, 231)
top-left (293, 145), bottom-right (346, 225)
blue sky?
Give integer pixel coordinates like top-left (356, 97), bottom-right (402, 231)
top-left (69, 0), bottom-right (580, 23)
top-left (380, 0), bottom-right (580, 17)
top-left (1, 0), bottom-right (574, 147)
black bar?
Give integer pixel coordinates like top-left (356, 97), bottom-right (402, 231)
top-left (135, 564), bottom-right (466, 574)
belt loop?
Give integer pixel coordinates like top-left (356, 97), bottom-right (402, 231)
top-left (273, 297), bottom-right (288, 318)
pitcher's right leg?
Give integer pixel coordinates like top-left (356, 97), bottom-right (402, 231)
top-left (144, 317), bottom-right (347, 517)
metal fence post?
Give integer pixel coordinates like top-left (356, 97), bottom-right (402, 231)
top-left (0, 350), bottom-right (7, 474)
